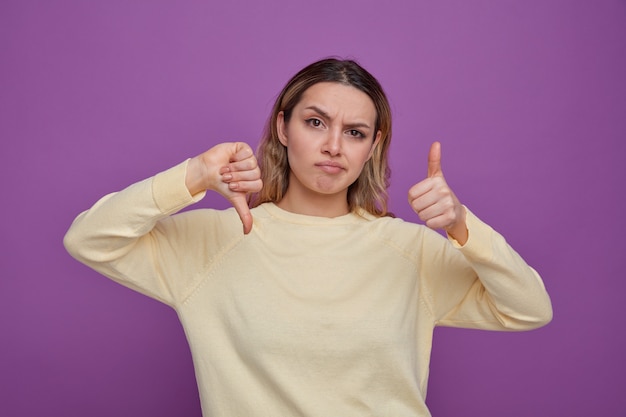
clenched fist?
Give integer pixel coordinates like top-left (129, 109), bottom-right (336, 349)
top-left (186, 142), bottom-right (263, 234)
top-left (408, 142), bottom-right (468, 244)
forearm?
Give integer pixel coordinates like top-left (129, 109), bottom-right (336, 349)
top-left (429, 207), bottom-right (552, 331)
top-left (65, 161), bottom-right (197, 256)
top-left (63, 160), bottom-right (207, 302)
top-left (452, 210), bottom-right (553, 329)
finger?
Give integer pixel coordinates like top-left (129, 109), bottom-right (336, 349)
top-left (231, 142), bottom-right (254, 163)
top-left (409, 189), bottom-right (439, 215)
top-left (407, 178), bottom-right (434, 202)
top-left (427, 141), bottom-right (443, 178)
top-left (227, 178), bottom-right (263, 193)
top-left (223, 146), bottom-right (258, 174)
top-left (230, 195), bottom-right (254, 234)
top-left (221, 166), bottom-right (261, 184)
top-left (225, 157), bottom-right (258, 174)
top-left (408, 176), bottom-right (454, 220)
top-left (417, 195), bottom-right (453, 222)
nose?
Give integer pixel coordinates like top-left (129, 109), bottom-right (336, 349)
top-left (322, 128), bottom-right (342, 156)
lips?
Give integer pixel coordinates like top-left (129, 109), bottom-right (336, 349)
top-left (315, 160), bottom-right (345, 174)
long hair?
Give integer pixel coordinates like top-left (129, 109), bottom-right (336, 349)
top-left (249, 58), bottom-right (393, 217)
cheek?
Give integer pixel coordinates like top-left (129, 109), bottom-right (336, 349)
top-left (285, 140), bottom-right (311, 172)
top-left (353, 144), bottom-right (376, 165)
top-left (286, 131), bottom-right (316, 160)
top-left (286, 139), bottom-right (305, 160)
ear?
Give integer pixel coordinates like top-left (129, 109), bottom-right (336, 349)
top-left (277, 111), bottom-right (288, 146)
top-left (367, 130), bottom-right (382, 160)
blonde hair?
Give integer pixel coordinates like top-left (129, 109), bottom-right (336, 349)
top-left (249, 58), bottom-right (393, 217)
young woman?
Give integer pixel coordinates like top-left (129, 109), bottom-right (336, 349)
top-left (64, 58), bottom-right (552, 416)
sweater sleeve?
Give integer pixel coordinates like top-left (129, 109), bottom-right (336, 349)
top-left (422, 208), bottom-right (553, 331)
top-left (63, 160), bottom-right (215, 307)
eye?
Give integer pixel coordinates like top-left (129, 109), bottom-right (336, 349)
top-left (347, 129), bottom-right (365, 139)
top-left (306, 118), bottom-right (323, 128)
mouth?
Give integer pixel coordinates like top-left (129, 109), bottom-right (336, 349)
top-left (315, 161), bottom-right (345, 174)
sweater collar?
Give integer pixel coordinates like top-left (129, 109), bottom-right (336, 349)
top-left (257, 203), bottom-right (375, 225)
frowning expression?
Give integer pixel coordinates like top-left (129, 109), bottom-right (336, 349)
top-left (277, 82), bottom-right (381, 202)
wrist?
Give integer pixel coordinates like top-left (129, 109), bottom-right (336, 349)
top-left (185, 156), bottom-right (210, 196)
top-left (446, 208), bottom-right (468, 245)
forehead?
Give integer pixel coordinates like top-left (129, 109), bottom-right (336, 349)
top-left (297, 82), bottom-right (377, 121)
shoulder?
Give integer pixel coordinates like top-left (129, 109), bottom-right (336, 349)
top-left (364, 214), bottom-right (447, 255)
top-left (161, 207), bottom-right (242, 237)
top-left (367, 213), bottom-right (423, 237)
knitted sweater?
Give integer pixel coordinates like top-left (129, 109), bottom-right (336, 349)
top-left (64, 159), bottom-right (552, 417)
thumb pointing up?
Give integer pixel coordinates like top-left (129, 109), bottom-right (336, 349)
top-left (427, 141), bottom-right (443, 178)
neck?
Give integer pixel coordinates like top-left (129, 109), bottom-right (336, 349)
top-left (277, 188), bottom-right (350, 218)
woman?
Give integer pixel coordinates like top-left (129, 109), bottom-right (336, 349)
top-left (64, 58), bottom-right (552, 416)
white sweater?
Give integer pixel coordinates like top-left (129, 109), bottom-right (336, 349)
top-left (64, 159), bottom-right (552, 417)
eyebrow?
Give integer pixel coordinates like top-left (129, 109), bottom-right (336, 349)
top-left (304, 105), bottom-right (372, 130)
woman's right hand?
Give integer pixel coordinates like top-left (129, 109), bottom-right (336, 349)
top-left (186, 142), bottom-right (263, 234)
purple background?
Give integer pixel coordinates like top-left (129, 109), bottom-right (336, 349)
top-left (1, 1), bottom-right (625, 416)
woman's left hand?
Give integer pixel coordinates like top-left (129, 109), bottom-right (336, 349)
top-left (408, 141), bottom-right (468, 245)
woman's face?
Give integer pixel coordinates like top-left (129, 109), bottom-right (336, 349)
top-left (277, 82), bottom-right (381, 207)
